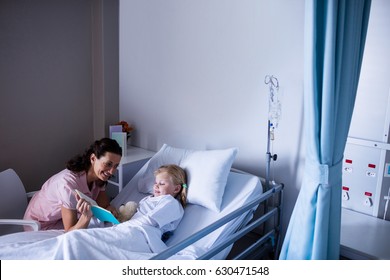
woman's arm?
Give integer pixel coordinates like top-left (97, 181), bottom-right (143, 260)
top-left (61, 199), bottom-right (92, 232)
top-left (96, 191), bottom-right (118, 218)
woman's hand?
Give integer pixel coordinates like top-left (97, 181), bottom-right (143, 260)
top-left (61, 200), bottom-right (92, 232)
top-left (96, 190), bottom-right (118, 218)
top-left (76, 198), bottom-right (93, 219)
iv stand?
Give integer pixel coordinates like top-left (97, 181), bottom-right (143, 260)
top-left (264, 74), bottom-right (279, 191)
top-left (263, 76), bottom-right (280, 246)
top-left (264, 75), bottom-right (281, 258)
top-left (265, 120), bottom-right (277, 191)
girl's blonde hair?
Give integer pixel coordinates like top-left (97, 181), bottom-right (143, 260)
top-left (154, 164), bottom-right (188, 208)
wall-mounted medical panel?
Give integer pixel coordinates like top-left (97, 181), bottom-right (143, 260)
top-left (342, 137), bottom-right (390, 218)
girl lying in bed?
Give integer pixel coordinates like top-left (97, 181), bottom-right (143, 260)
top-left (0, 164), bottom-right (189, 260)
top-left (128, 164), bottom-right (187, 233)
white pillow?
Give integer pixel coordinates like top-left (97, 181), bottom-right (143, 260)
top-left (138, 144), bottom-right (238, 212)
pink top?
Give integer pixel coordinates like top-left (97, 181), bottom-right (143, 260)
top-left (24, 169), bottom-right (104, 230)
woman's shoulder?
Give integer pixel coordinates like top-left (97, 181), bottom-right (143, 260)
top-left (46, 169), bottom-right (85, 185)
top-left (39, 169), bottom-right (82, 195)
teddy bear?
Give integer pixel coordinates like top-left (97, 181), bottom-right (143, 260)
top-left (118, 201), bottom-right (138, 223)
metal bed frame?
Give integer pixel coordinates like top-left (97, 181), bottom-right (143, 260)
top-left (151, 179), bottom-right (284, 260)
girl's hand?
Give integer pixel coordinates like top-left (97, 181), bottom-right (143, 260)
top-left (106, 205), bottom-right (119, 218)
top-left (76, 198), bottom-right (93, 219)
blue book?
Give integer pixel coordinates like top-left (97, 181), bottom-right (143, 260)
top-left (74, 190), bottom-right (120, 224)
top-left (90, 206), bottom-right (120, 224)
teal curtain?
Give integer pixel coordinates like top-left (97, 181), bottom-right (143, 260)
top-left (279, 0), bottom-right (371, 259)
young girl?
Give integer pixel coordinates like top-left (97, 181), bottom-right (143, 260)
top-left (128, 164), bottom-right (188, 235)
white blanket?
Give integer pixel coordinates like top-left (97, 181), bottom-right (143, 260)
top-left (0, 193), bottom-right (198, 260)
top-left (0, 221), bottom-right (171, 260)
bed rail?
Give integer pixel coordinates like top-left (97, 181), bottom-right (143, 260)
top-left (151, 182), bottom-right (284, 260)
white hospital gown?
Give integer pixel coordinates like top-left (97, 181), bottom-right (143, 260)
top-left (0, 194), bottom-right (184, 260)
top-left (129, 194), bottom-right (184, 233)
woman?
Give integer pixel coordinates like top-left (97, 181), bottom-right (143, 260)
top-left (24, 138), bottom-right (122, 232)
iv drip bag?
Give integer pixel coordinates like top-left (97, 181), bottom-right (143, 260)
top-left (265, 75), bottom-right (281, 128)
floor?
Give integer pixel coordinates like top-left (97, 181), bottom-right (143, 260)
top-left (226, 231), bottom-right (276, 260)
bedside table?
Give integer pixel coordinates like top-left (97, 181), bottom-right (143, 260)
top-left (106, 146), bottom-right (155, 199)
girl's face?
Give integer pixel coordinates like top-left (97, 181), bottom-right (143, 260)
top-left (90, 152), bottom-right (121, 182)
top-left (153, 172), bottom-right (181, 197)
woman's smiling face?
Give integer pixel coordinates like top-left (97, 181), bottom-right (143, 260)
top-left (92, 152), bottom-right (121, 181)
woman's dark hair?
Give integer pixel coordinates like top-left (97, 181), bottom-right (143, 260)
top-left (66, 138), bottom-right (122, 173)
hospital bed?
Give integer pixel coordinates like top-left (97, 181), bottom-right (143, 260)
top-left (109, 144), bottom-right (284, 260)
top-left (0, 144), bottom-right (284, 260)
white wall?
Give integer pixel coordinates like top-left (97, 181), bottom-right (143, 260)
top-left (349, 0), bottom-right (390, 142)
top-left (119, 0), bottom-right (306, 236)
top-left (119, 0), bottom-right (390, 241)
